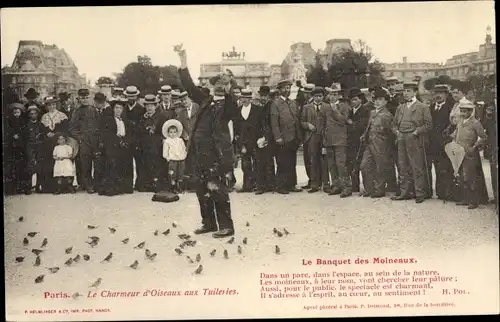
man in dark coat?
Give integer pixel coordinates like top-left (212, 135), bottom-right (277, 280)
top-left (58, 92), bottom-right (75, 119)
top-left (254, 86), bottom-right (276, 195)
top-left (177, 46), bottom-right (237, 238)
top-left (297, 83), bottom-right (314, 189)
top-left (347, 88), bottom-right (371, 193)
top-left (385, 77), bottom-right (403, 194)
top-left (123, 86), bottom-right (146, 190)
top-left (69, 89), bottom-right (105, 194)
top-left (233, 89), bottom-right (261, 192)
top-left (270, 79), bottom-right (303, 194)
top-left (427, 84), bottom-right (454, 200)
top-left (391, 81), bottom-right (433, 203)
top-left (484, 87), bottom-right (497, 205)
top-left (300, 86), bottom-right (329, 193)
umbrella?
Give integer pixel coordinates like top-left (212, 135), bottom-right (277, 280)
top-left (445, 141), bottom-right (465, 176)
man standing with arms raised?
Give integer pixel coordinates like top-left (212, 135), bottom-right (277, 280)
top-left (175, 45), bottom-right (236, 238)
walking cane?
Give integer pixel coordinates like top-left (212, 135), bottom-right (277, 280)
top-left (421, 135), bottom-right (432, 200)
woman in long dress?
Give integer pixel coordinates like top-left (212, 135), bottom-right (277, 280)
top-left (99, 98), bottom-right (134, 196)
top-left (39, 96), bottom-right (69, 193)
top-left (4, 103), bottom-right (29, 195)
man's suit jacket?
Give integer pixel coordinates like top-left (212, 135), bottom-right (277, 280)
top-left (179, 67), bottom-right (238, 176)
top-left (392, 99), bottom-right (433, 141)
top-left (348, 104), bottom-right (371, 144)
top-left (270, 96), bottom-right (302, 145)
top-left (234, 103), bottom-right (262, 150)
top-left (387, 93), bottom-right (403, 116)
top-left (429, 100), bottom-right (453, 155)
top-left (176, 101), bottom-right (200, 141)
top-left (319, 102), bottom-right (350, 147)
top-left (256, 100), bottom-right (274, 144)
top-left (300, 102), bottom-right (329, 143)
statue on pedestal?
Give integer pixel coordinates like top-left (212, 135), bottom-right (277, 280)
top-left (291, 53), bottom-right (307, 87)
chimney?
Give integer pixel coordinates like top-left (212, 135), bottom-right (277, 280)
top-left (403, 56), bottom-right (408, 64)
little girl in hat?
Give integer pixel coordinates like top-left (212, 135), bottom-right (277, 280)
top-left (52, 133), bottom-right (76, 194)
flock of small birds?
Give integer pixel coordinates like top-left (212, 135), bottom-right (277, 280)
top-left (14, 216), bottom-right (291, 299)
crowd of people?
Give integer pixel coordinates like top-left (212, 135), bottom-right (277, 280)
top-left (3, 57), bottom-right (498, 213)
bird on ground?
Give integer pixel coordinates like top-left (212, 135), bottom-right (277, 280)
top-left (34, 256), bottom-right (41, 267)
top-left (186, 256), bottom-right (194, 264)
top-left (227, 237), bottom-right (235, 244)
top-left (88, 236), bottom-right (100, 242)
top-left (121, 238), bottom-right (129, 244)
top-left (276, 230), bottom-right (283, 237)
top-left (237, 246), bottom-right (242, 254)
top-left (18, 216), bottom-right (24, 222)
top-left (242, 237), bottom-right (248, 245)
top-left (223, 249), bottom-right (229, 259)
top-left (162, 229), bottom-right (170, 236)
top-left (154, 230), bottom-right (159, 236)
top-left (101, 253), bottom-right (113, 262)
top-left (129, 260), bottom-right (139, 269)
top-left (273, 228), bottom-right (277, 234)
top-left (172, 222), bottom-right (177, 228)
top-left (246, 221), bottom-right (250, 227)
top-left (194, 265), bottom-right (203, 275)
top-left (178, 234), bottom-right (191, 240)
top-left (210, 249), bottom-right (216, 256)
top-left (15, 256), bottom-right (24, 263)
top-left (35, 275), bottom-right (44, 283)
top-left (87, 225), bottom-right (98, 230)
top-left (86, 240), bottom-right (98, 247)
top-left (73, 254), bottom-right (81, 262)
top-left (108, 227), bottom-right (116, 234)
top-left (175, 248), bottom-right (183, 255)
top-left (41, 238), bottom-right (48, 248)
top-left (90, 278), bottom-right (102, 288)
top-left (283, 228), bottom-right (289, 235)
top-left (196, 254), bottom-right (201, 262)
top-left (23, 238), bottom-right (29, 246)
top-left (32, 249), bottom-right (43, 256)
top-left (147, 253), bottom-right (157, 261)
top-left (65, 247), bottom-right (73, 254)
top-left (27, 232), bottom-right (39, 237)
top-left (83, 254), bottom-right (90, 261)
top-left (47, 267), bottom-right (60, 274)
top-left (134, 242), bottom-right (146, 249)
top-left (65, 258), bottom-right (73, 266)
top-left (275, 245), bottom-right (281, 254)
top-left (145, 249), bottom-right (151, 257)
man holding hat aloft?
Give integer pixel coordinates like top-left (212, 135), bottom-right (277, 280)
top-left (359, 88), bottom-right (394, 198)
top-left (347, 88), bottom-right (371, 194)
top-left (69, 88), bottom-right (103, 194)
top-left (449, 101), bottom-right (489, 209)
top-left (270, 78), bottom-right (303, 194)
top-left (391, 81), bottom-right (432, 203)
top-left (123, 85), bottom-right (146, 189)
top-left (176, 45), bottom-right (237, 238)
top-left (254, 85), bottom-right (276, 194)
top-left (233, 88), bottom-right (261, 193)
top-left (427, 84), bottom-right (455, 200)
top-left (300, 86), bottom-right (329, 193)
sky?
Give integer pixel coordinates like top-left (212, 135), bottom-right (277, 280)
top-left (1, 2), bottom-right (496, 85)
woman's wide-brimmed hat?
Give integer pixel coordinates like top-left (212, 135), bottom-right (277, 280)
top-left (44, 96), bottom-right (59, 104)
top-left (24, 88), bottom-right (39, 99)
top-left (162, 119), bottom-right (183, 139)
top-left (10, 102), bottom-right (26, 113)
top-left (123, 85), bottom-right (140, 97)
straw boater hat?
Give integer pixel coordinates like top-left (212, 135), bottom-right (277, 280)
top-left (458, 101), bottom-right (475, 110)
top-left (170, 90), bottom-right (182, 100)
top-left (43, 96), bottom-right (59, 104)
top-left (178, 91), bottom-right (188, 99)
top-left (162, 119), bottom-right (183, 139)
top-left (277, 79), bottom-right (293, 88)
top-left (123, 86), bottom-right (140, 97)
top-left (240, 88), bottom-right (253, 98)
top-left (10, 102), bottom-right (26, 113)
top-left (112, 87), bottom-right (124, 94)
top-left (109, 97), bottom-right (128, 107)
top-left (143, 94), bottom-right (160, 105)
top-left (158, 85), bottom-right (172, 95)
top-left (27, 104), bottom-right (40, 113)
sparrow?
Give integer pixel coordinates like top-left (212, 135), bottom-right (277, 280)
top-left (177, 234), bottom-right (190, 240)
top-left (87, 225), bottom-right (98, 230)
top-left (34, 256), bottom-right (41, 267)
top-left (153, 230), bottom-right (159, 236)
top-left (242, 237), bottom-right (248, 245)
top-left (121, 238), bottom-right (129, 244)
top-left (102, 253), bottom-right (113, 262)
top-left (23, 238), bottom-right (29, 246)
top-left (86, 240), bottom-right (98, 247)
top-left (246, 221), bottom-right (250, 227)
top-left (237, 245), bottom-right (242, 254)
top-left (41, 238), bottom-right (48, 248)
top-left (108, 227), bottom-right (116, 234)
top-left (273, 228), bottom-right (278, 234)
top-left (276, 230), bottom-right (283, 238)
top-left (73, 254), bottom-right (81, 262)
top-left (172, 222), bottom-right (177, 228)
top-left (186, 240), bottom-right (197, 247)
top-left (275, 245), bottom-right (281, 254)
top-left (162, 229), bottom-right (170, 236)
top-left (15, 256), bottom-right (24, 263)
top-left (72, 292), bottom-right (83, 299)
top-left (227, 237), bottom-right (235, 244)
top-left (83, 254), bottom-right (90, 261)
top-left (134, 242), bottom-right (146, 249)
top-left (194, 265), bottom-right (203, 275)
top-left (179, 243), bottom-right (185, 249)
top-left (35, 275), bottom-right (45, 284)
top-left (18, 216), bottom-right (24, 222)
top-left (186, 256), bottom-right (194, 264)
top-left (129, 260), bottom-right (139, 269)
top-left (147, 253), bottom-right (157, 260)
top-left (90, 278), bottom-right (102, 288)
top-left (175, 248), bottom-right (183, 255)
top-left (32, 249), bottom-right (43, 256)
top-left (65, 247), bottom-right (73, 254)
top-left (48, 267), bottom-right (60, 274)
top-left (88, 236), bottom-right (100, 242)
top-left (195, 254), bottom-right (201, 262)
top-left (27, 232), bottom-right (39, 237)
top-left (283, 228), bottom-right (289, 235)
top-left (223, 249), bottom-right (229, 259)
top-left (65, 258), bottom-right (73, 266)
top-left (145, 249), bottom-right (151, 257)
top-left (210, 249), bottom-right (216, 256)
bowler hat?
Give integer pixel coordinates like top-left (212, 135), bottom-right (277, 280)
top-left (94, 92), bottom-right (106, 103)
top-left (58, 91), bottom-right (70, 100)
top-left (373, 88), bottom-right (390, 100)
top-left (123, 86), bottom-right (140, 97)
top-left (44, 96), bottom-right (60, 104)
top-left (277, 79), bottom-right (293, 88)
top-left (348, 88), bottom-right (363, 99)
top-left (311, 86), bottom-right (325, 96)
top-left (24, 88), bottom-right (39, 99)
top-left (10, 102), bottom-right (26, 113)
top-left (77, 88), bottom-right (90, 97)
top-left (432, 84), bottom-right (449, 93)
top-left (240, 88), bottom-right (253, 98)
top-left (258, 86), bottom-right (271, 96)
top-left (158, 85), bottom-right (172, 95)
top-left (143, 94), bottom-right (160, 105)
top-left (162, 119), bottom-right (183, 139)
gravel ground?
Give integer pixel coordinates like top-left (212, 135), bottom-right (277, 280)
top-left (4, 162), bottom-right (499, 320)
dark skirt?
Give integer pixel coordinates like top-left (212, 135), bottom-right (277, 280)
top-left (4, 148), bottom-right (29, 195)
top-left (39, 139), bottom-right (57, 193)
top-left (99, 149), bottom-right (134, 196)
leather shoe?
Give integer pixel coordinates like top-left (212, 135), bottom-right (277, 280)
top-left (254, 190), bottom-right (265, 195)
top-left (415, 197), bottom-right (424, 204)
top-left (288, 187), bottom-right (302, 192)
top-left (301, 184), bottom-right (311, 189)
top-left (391, 195), bottom-right (411, 201)
top-left (323, 187), bottom-right (332, 194)
top-left (87, 188), bottom-right (95, 194)
top-left (328, 189), bottom-right (342, 196)
top-left (361, 191), bottom-right (371, 197)
top-left (213, 228), bottom-right (234, 238)
top-left (194, 226), bottom-right (217, 235)
top-left (277, 189), bottom-right (289, 194)
top-left (308, 188), bottom-right (320, 193)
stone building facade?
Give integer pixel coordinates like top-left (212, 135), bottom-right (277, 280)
top-left (3, 40), bottom-right (86, 99)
